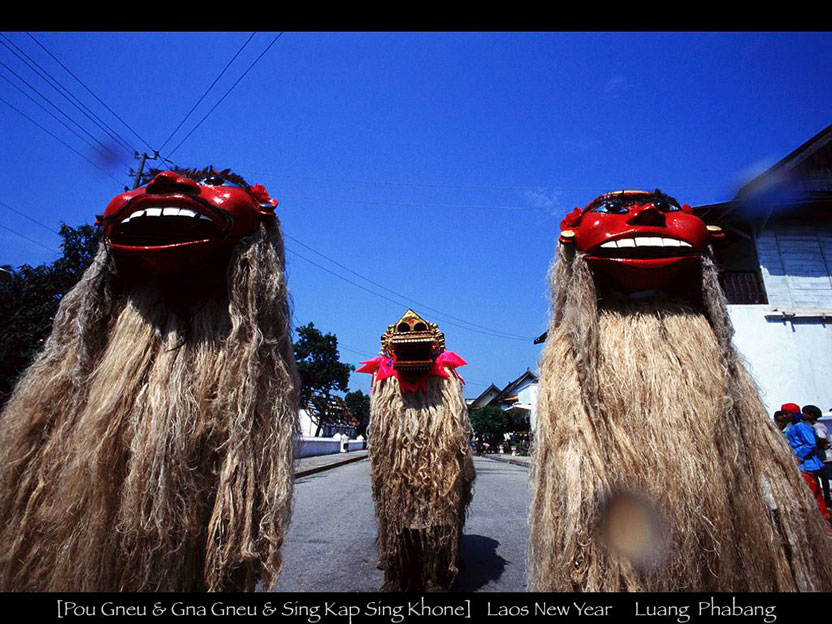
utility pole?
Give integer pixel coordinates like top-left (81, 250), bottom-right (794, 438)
top-left (131, 151), bottom-right (159, 189)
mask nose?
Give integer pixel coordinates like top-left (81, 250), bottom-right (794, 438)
top-left (627, 204), bottom-right (665, 226)
top-left (145, 171), bottom-right (200, 195)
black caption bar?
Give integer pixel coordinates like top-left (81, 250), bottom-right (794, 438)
top-left (0, 592), bottom-right (820, 623)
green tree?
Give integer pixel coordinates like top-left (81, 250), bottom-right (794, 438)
top-left (0, 224), bottom-right (101, 402)
top-left (469, 405), bottom-right (510, 450)
top-left (292, 321), bottom-right (354, 412)
top-left (344, 389), bottom-right (371, 438)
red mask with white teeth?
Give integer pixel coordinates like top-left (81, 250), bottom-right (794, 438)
top-left (98, 169), bottom-right (278, 274)
top-left (559, 190), bottom-right (722, 292)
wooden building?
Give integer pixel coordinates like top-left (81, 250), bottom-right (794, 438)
top-left (696, 122), bottom-right (832, 415)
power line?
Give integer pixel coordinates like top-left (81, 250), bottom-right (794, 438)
top-left (284, 233), bottom-right (535, 340)
top-left (157, 32), bottom-right (257, 154)
top-left (26, 32), bottom-right (157, 154)
top-left (167, 32), bottom-right (284, 158)
top-left (0, 69), bottom-right (114, 159)
top-left (284, 245), bottom-right (534, 343)
top-left (0, 223), bottom-right (59, 254)
top-left (0, 33), bottom-right (135, 156)
top-left (0, 200), bottom-right (59, 234)
top-left (0, 94), bottom-right (123, 183)
top-left (0, 58), bottom-right (119, 159)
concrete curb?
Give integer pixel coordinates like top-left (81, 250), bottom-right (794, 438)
top-left (481, 454), bottom-right (531, 468)
top-left (294, 453), bottom-right (368, 478)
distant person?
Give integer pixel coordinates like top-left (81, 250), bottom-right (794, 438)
top-left (804, 405), bottom-right (832, 510)
top-left (774, 410), bottom-right (789, 436)
top-left (786, 404), bottom-right (832, 530)
top-left (781, 403), bottom-right (802, 433)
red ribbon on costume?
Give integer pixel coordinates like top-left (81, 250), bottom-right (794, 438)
top-left (357, 351), bottom-right (467, 394)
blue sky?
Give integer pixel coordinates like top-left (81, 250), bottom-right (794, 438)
top-left (1, 31), bottom-right (831, 398)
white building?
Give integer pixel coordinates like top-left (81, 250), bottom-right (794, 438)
top-left (296, 393), bottom-right (364, 458)
top-left (697, 122), bottom-right (832, 416)
top-left (468, 369), bottom-right (539, 435)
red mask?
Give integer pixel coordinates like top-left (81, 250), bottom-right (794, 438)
top-left (559, 190), bottom-right (723, 292)
top-left (98, 169), bottom-right (278, 274)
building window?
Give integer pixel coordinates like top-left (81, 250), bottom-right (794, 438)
top-left (718, 270), bottom-right (768, 304)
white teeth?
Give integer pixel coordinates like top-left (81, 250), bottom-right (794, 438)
top-left (120, 207), bottom-right (211, 224)
top-left (610, 236), bottom-right (691, 248)
top-left (120, 209), bottom-right (142, 224)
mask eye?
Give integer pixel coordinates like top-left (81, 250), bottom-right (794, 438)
top-left (201, 174), bottom-right (226, 186)
top-left (653, 198), bottom-right (680, 212)
top-left (592, 200), bottom-right (628, 214)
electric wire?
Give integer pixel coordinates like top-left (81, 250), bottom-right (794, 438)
top-left (0, 223), bottom-right (59, 254)
top-left (0, 58), bottom-right (120, 159)
top-left (25, 32), bottom-right (157, 154)
top-left (0, 94), bottom-right (123, 183)
top-left (157, 32), bottom-right (257, 154)
top-left (284, 233), bottom-right (535, 340)
top-left (166, 32), bottom-right (284, 158)
top-left (0, 70), bottom-right (114, 159)
top-left (0, 34), bottom-right (135, 156)
top-left (284, 246), bottom-right (534, 343)
top-left (0, 200), bottom-right (59, 234)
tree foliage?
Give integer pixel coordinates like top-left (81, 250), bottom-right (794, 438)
top-left (344, 389), bottom-right (371, 437)
top-left (469, 406), bottom-right (510, 438)
top-left (292, 322), bottom-right (354, 407)
top-left (0, 224), bottom-right (101, 402)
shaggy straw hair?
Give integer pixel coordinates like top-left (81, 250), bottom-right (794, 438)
top-left (0, 220), bottom-right (299, 592)
top-left (529, 246), bottom-right (832, 591)
top-left (369, 373), bottom-right (474, 591)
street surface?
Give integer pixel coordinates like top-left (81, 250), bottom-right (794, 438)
top-left (272, 456), bottom-right (529, 592)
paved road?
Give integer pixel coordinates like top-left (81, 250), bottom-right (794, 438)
top-left (273, 456), bottom-right (530, 592)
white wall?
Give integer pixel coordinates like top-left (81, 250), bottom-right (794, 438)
top-left (728, 305), bottom-right (832, 416)
top-left (296, 436), bottom-right (364, 458)
top-left (517, 382), bottom-right (539, 432)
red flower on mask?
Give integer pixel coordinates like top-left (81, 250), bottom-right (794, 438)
top-left (250, 184), bottom-right (278, 208)
top-left (560, 207), bottom-right (582, 231)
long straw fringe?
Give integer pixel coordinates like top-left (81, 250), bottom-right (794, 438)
top-left (0, 220), bottom-right (299, 591)
top-left (368, 374), bottom-right (475, 591)
top-left (529, 248), bottom-right (832, 591)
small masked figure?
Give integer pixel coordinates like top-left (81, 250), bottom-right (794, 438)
top-left (358, 309), bottom-right (474, 591)
top-left (530, 190), bottom-right (832, 591)
top-left (0, 168), bottom-right (299, 591)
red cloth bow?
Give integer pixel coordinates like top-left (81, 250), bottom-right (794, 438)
top-left (357, 351), bottom-right (467, 394)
